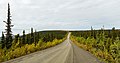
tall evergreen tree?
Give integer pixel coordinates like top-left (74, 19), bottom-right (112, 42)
top-left (112, 27), bottom-right (116, 40)
top-left (22, 30), bottom-right (26, 44)
top-left (91, 26), bottom-right (94, 37)
top-left (26, 34), bottom-right (30, 44)
top-left (11, 34), bottom-right (19, 48)
top-left (0, 32), bottom-right (5, 49)
top-left (3, 3), bottom-right (14, 49)
top-left (31, 28), bottom-right (34, 44)
top-left (13, 34), bottom-right (19, 45)
top-left (34, 30), bottom-right (37, 45)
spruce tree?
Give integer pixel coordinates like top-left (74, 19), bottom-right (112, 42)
top-left (91, 26), bottom-right (93, 37)
top-left (26, 34), bottom-right (30, 44)
top-left (31, 28), bottom-right (34, 44)
top-left (3, 3), bottom-right (14, 49)
top-left (15, 34), bottom-right (19, 44)
top-left (34, 30), bottom-right (37, 45)
top-left (0, 32), bottom-right (5, 49)
top-left (12, 34), bottom-right (19, 48)
top-left (22, 30), bottom-right (26, 44)
top-left (112, 27), bottom-right (116, 40)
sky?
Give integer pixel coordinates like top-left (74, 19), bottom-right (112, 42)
top-left (0, 0), bottom-right (120, 35)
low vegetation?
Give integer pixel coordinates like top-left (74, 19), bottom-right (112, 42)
top-left (70, 27), bottom-right (120, 63)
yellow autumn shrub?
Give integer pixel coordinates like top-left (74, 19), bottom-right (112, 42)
top-left (0, 37), bottom-right (66, 63)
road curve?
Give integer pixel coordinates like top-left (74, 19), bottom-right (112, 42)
top-left (3, 33), bottom-right (101, 63)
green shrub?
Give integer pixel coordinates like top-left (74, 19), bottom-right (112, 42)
top-left (70, 35), bottom-right (119, 63)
